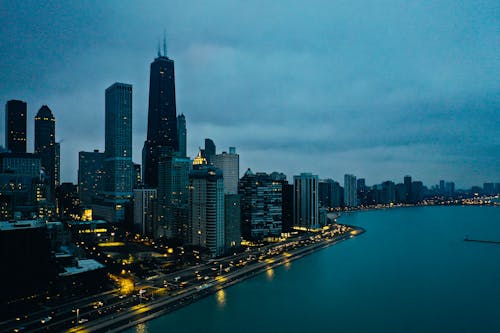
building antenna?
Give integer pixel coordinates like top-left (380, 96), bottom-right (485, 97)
top-left (163, 30), bottom-right (167, 57)
top-left (157, 40), bottom-right (161, 57)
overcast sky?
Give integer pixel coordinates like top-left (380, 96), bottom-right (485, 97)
top-left (0, 0), bottom-right (498, 188)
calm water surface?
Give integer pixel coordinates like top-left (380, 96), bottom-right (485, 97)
top-left (127, 206), bottom-right (500, 333)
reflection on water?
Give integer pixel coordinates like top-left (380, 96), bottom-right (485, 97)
top-left (266, 268), bottom-right (274, 281)
top-left (135, 323), bottom-right (148, 333)
top-left (216, 289), bottom-right (226, 307)
top-left (284, 260), bottom-right (291, 270)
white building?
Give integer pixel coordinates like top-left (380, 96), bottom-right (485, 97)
top-left (213, 147), bottom-right (239, 195)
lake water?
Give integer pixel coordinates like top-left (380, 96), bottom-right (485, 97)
top-left (126, 206), bottom-right (500, 333)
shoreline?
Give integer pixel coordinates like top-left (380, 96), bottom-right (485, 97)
top-left (73, 226), bottom-right (365, 333)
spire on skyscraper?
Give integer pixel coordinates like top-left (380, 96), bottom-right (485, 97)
top-left (163, 31), bottom-right (167, 57)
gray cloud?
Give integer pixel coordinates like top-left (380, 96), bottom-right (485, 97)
top-left (0, 0), bottom-right (498, 188)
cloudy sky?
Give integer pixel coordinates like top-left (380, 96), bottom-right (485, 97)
top-left (0, 0), bottom-right (498, 188)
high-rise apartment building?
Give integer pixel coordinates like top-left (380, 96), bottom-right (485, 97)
top-left (143, 48), bottom-right (179, 187)
top-left (5, 100), bottom-right (27, 153)
top-left (239, 169), bottom-right (282, 240)
top-left (213, 147), bottom-right (239, 195)
top-left (189, 166), bottom-right (225, 257)
top-left (224, 194), bottom-right (241, 253)
top-left (344, 174), bottom-right (357, 207)
top-left (157, 153), bottom-right (191, 240)
top-left (293, 173), bottom-right (319, 229)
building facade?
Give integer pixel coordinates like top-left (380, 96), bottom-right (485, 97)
top-left (143, 50), bottom-right (179, 188)
top-left (35, 105), bottom-right (59, 200)
top-left (177, 114), bottom-right (187, 158)
top-left (78, 150), bottom-right (105, 205)
top-left (189, 166), bottom-right (224, 257)
top-left (344, 174), bottom-right (357, 207)
top-left (156, 153), bottom-right (191, 240)
top-left (213, 147), bottom-right (239, 195)
top-left (5, 100), bottom-right (27, 153)
top-left (133, 188), bottom-right (157, 236)
top-left (293, 173), bottom-right (319, 229)
top-left (239, 169), bottom-right (282, 240)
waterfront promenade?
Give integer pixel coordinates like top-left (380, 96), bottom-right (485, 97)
top-left (55, 224), bottom-right (364, 333)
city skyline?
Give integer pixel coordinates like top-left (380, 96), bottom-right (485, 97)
top-left (0, 1), bottom-right (498, 188)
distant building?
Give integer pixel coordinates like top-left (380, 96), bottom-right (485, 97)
top-left (483, 182), bottom-right (495, 195)
top-left (213, 147), bottom-right (239, 195)
top-left (5, 100), bottom-right (27, 153)
top-left (78, 150), bottom-right (105, 205)
top-left (239, 169), bottom-right (282, 240)
top-left (35, 105), bottom-right (58, 201)
top-left (395, 183), bottom-right (406, 203)
top-left (403, 175), bottom-right (412, 203)
top-left (201, 138), bottom-right (216, 165)
top-left (177, 114), bottom-right (187, 158)
top-left (56, 183), bottom-right (80, 220)
top-left (410, 181), bottom-right (424, 203)
top-left (224, 194), bottom-right (241, 253)
top-left (133, 163), bottom-right (142, 188)
top-left (381, 181), bottom-right (396, 204)
top-left (357, 178), bottom-right (367, 206)
top-left (0, 153), bottom-right (44, 219)
top-left (344, 174), bottom-right (357, 207)
top-left (133, 188), bottom-right (157, 236)
top-left (189, 166), bottom-right (225, 257)
top-left (0, 152), bottom-right (41, 176)
top-left (445, 181), bottom-right (455, 195)
top-left (281, 182), bottom-right (294, 232)
top-left (294, 173), bottom-right (319, 229)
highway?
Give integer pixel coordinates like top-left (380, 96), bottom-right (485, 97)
top-left (2, 224), bottom-right (364, 333)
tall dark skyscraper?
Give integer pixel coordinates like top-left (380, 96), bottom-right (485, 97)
top-left (5, 100), bottom-right (27, 153)
top-left (143, 44), bottom-right (179, 187)
top-left (35, 105), bottom-right (58, 199)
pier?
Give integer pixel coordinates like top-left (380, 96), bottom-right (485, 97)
top-left (464, 236), bottom-right (500, 245)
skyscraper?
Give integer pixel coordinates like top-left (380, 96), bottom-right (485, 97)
top-left (35, 105), bottom-right (57, 200)
top-left (177, 114), bottom-right (187, 158)
top-left (189, 166), bottom-right (225, 257)
top-left (143, 47), bottom-right (179, 187)
top-left (293, 173), bottom-right (319, 229)
top-left (157, 153), bottom-right (191, 240)
top-left (104, 83), bottom-right (133, 197)
top-left (213, 147), bottom-right (239, 195)
top-left (344, 174), bottom-right (357, 207)
top-left (5, 100), bottom-right (27, 153)
top-left (78, 150), bottom-right (105, 205)
top-left (92, 83), bottom-right (132, 223)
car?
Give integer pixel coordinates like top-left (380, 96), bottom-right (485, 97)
top-left (40, 316), bottom-right (52, 324)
